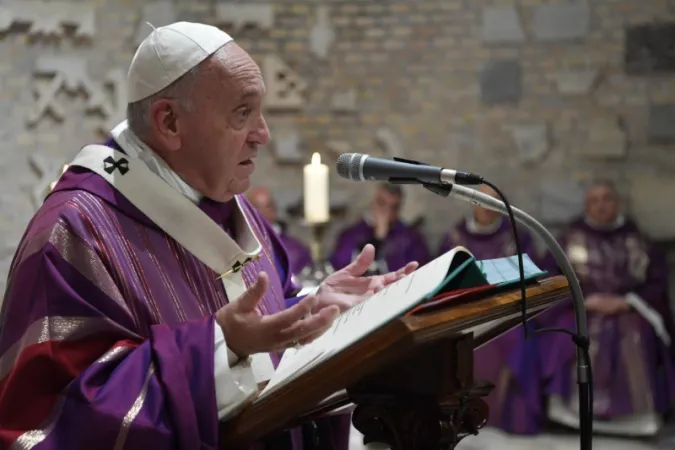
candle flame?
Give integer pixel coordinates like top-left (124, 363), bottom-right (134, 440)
top-left (311, 152), bottom-right (321, 165)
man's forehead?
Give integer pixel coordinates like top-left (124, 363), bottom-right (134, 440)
top-left (586, 184), bottom-right (614, 196)
top-left (230, 67), bottom-right (265, 100)
top-left (238, 83), bottom-right (266, 100)
top-left (478, 185), bottom-right (498, 198)
top-left (217, 50), bottom-right (265, 99)
top-left (377, 189), bottom-right (400, 203)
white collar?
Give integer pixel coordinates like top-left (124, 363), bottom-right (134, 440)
top-left (584, 214), bottom-right (625, 231)
top-left (110, 120), bottom-right (203, 204)
top-left (466, 216), bottom-right (503, 235)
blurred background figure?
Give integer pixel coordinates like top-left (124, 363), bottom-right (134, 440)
top-left (438, 185), bottom-right (540, 262)
top-left (329, 183), bottom-right (430, 275)
top-left (538, 180), bottom-right (675, 437)
top-left (247, 187), bottom-right (312, 277)
top-left (438, 185), bottom-right (546, 435)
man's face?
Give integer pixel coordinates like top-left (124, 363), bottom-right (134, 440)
top-left (585, 184), bottom-right (619, 225)
top-left (173, 44), bottom-right (270, 201)
top-left (473, 186), bottom-right (500, 225)
top-left (371, 188), bottom-right (401, 223)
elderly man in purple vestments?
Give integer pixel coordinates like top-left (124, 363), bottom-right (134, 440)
top-left (247, 187), bottom-right (312, 277)
top-left (437, 185), bottom-right (545, 435)
top-left (0, 22), bottom-right (418, 450)
top-left (329, 183), bottom-right (430, 276)
top-left (538, 180), bottom-right (675, 436)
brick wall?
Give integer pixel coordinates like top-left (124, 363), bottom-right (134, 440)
top-left (1, 0), bottom-right (675, 295)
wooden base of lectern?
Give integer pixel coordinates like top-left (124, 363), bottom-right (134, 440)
top-left (348, 335), bottom-right (491, 450)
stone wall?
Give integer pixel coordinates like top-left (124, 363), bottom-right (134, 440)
top-left (1, 0), bottom-right (675, 296)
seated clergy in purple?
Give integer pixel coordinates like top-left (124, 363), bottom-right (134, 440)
top-left (0, 22), bottom-right (419, 450)
top-left (437, 185), bottom-right (545, 435)
top-left (247, 187), bottom-right (312, 276)
top-left (537, 180), bottom-right (675, 437)
top-left (329, 183), bottom-right (431, 275)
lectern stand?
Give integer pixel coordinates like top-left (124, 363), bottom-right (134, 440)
top-left (349, 333), bottom-right (488, 449)
top-left (220, 276), bottom-right (570, 450)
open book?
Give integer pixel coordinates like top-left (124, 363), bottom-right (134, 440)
top-left (256, 247), bottom-right (547, 402)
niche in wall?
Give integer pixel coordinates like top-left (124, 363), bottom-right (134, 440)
top-left (625, 22), bottom-right (675, 74)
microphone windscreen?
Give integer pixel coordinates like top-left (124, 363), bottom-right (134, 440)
top-left (335, 153), bottom-right (365, 180)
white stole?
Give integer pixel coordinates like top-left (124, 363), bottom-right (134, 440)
top-left (67, 143), bottom-right (276, 379)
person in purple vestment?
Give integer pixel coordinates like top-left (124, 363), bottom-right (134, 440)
top-left (247, 187), bottom-right (312, 276)
top-left (438, 185), bottom-right (545, 435)
top-left (538, 179), bottom-right (675, 436)
top-left (329, 183), bottom-right (430, 275)
top-left (0, 22), bottom-right (419, 450)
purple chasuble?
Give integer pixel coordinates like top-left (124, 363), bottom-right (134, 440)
top-left (536, 217), bottom-right (675, 426)
top-left (329, 219), bottom-right (430, 273)
top-left (0, 141), bottom-right (350, 450)
top-left (437, 218), bottom-right (538, 263)
top-left (439, 218), bottom-right (544, 434)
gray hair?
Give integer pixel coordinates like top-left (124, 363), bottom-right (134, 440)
top-left (126, 47), bottom-right (231, 138)
top-left (377, 182), bottom-right (404, 201)
top-left (587, 178), bottom-right (619, 196)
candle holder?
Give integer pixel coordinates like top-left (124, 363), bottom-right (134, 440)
top-left (298, 220), bottom-right (334, 288)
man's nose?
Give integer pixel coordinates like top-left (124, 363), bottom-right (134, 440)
top-left (254, 115), bottom-right (270, 145)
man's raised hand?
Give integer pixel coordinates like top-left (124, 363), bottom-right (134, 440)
top-left (216, 272), bottom-right (340, 357)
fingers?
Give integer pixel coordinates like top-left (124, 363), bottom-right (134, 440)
top-left (387, 262), bottom-right (418, 281)
top-left (382, 261), bottom-right (418, 284)
top-left (343, 244), bottom-right (375, 276)
top-left (279, 305), bottom-right (340, 345)
top-left (372, 285), bottom-right (384, 295)
top-left (381, 270), bottom-right (402, 285)
top-left (236, 272), bottom-right (269, 312)
top-left (314, 297), bottom-right (355, 313)
top-left (298, 317), bottom-right (335, 345)
top-left (402, 261), bottom-right (419, 274)
top-left (262, 295), bottom-right (317, 330)
top-left (375, 267), bottom-right (408, 286)
top-left (325, 277), bottom-right (371, 295)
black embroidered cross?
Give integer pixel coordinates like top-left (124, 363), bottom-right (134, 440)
top-left (103, 156), bottom-right (129, 175)
top-left (216, 253), bottom-right (262, 280)
top-left (231, 258), bottom-right (251, 274)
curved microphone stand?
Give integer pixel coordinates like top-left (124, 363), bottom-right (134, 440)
top-left (446, 184), bottom-right (592, 450)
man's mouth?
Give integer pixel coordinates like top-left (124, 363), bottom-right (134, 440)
top-left (239, 158), bottom-right (254, 166)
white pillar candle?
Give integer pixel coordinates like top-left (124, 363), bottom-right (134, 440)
top-left (303, 152), bottom-right (329, 223)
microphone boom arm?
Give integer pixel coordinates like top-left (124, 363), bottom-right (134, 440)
top-left (446, 184), bottom-right (590, 383)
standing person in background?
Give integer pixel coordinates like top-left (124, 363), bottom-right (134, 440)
top-left (329, 183), bottom-right (430, 275)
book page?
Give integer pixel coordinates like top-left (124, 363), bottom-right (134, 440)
top-left (255, 247), bottom-right (469, 401)
top-left (479, 254), bottom-right (546, 285)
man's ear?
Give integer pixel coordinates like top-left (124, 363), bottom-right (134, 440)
top-left (150, 99), bottom-right (182, 152)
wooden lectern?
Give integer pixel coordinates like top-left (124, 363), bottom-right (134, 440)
top-left (220, 276), bottom-right (570, 450)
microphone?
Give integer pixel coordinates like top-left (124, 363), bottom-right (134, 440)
top-left (335, 153), bottom-right (483, 186)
